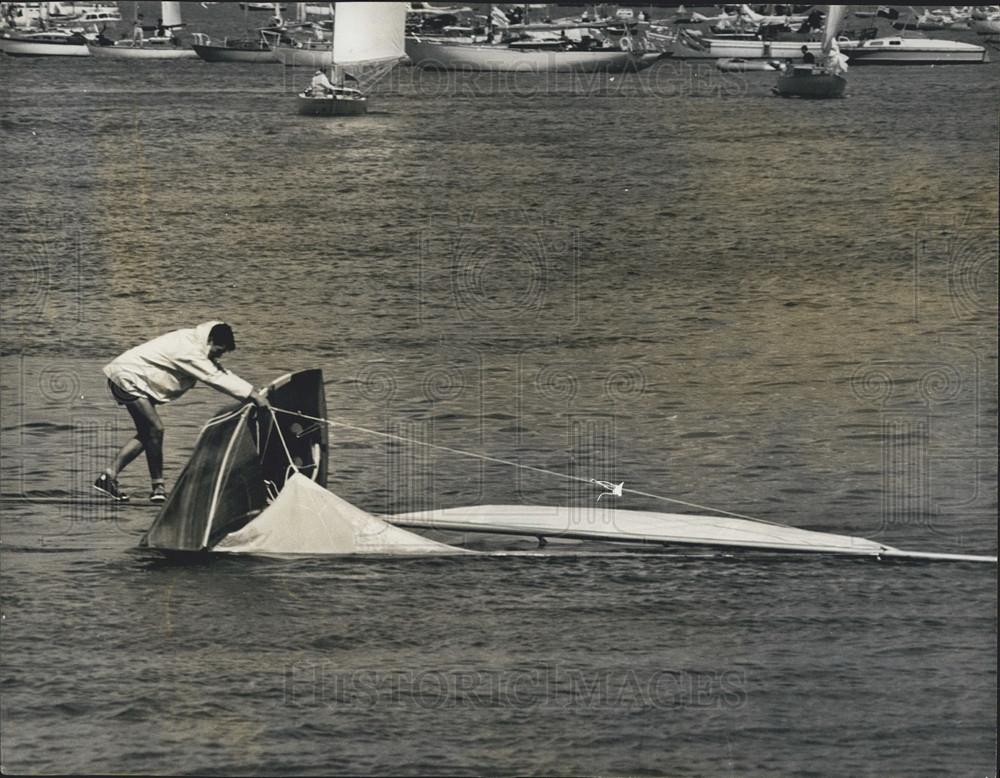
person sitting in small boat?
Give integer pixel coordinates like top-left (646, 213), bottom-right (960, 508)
top-left (95, 322), bottom-right (270, 503)
top-left (800, 44), bottom-right (815, 64)
top-left (310, 69), bottom-right (337, 96)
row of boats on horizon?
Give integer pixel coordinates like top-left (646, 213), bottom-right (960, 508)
top-left (2, 2), bottom-right (996, 110)
top-left (1, 2), bottom-right (996, 68)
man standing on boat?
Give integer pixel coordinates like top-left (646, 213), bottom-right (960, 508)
top-left (95, 321), bottom-right (270, 503)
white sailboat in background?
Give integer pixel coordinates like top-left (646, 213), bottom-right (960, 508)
top-left (297, 2), bottom-right (408, 116)
top-left (87, 1), bottom-right (197, 59)
top-left (773, 5), bottom-right (848, 98)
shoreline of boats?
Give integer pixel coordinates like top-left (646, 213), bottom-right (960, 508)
top-left (1, 3), bottom-right (995, 70)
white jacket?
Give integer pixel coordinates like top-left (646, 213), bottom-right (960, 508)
top-left (103, 321), bottom-right (255, 404)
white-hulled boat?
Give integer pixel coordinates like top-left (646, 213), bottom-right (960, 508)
top-left (0, 29), bottom-right (92, 56)
top-left (693, 36), bottom-right (824, 60)
top-left (86, 1), bottom-right (197, 59)
top-left (269, 36), bottom-right (333, 67)
top-left (297, 2), bottom-right (408, 116)
top-left (87, 34), bottom-right (197, 59)
top-left (715, 57), bottom-right (780, 71)
top-left (405, 36), bottom-right (651, 72)
top-left (840, 36), bottom-right (988, 64)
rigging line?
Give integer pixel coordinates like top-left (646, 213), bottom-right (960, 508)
top-left (201, 405), bottom-right (251, 429)
top-left (267, 407), bottom-right (300, 474)
top-left (268, 407), bottom-right (788, 527)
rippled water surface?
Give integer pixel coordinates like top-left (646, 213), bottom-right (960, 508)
top-left (1, 5), bottom-right (997, 775)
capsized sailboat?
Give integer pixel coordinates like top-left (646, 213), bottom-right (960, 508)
top-left (141, 369), bottom-right (329, 551)
top-left (140, 370), bottom-right (997, 563)
top-left (297, 2), bottom-right (408, 116)
top-left (773, 5), bottom-right (847, 98)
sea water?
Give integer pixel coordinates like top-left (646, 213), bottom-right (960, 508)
top-left (1, 4), bottom-right (997, 775)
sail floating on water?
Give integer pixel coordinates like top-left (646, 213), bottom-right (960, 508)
top-left (141, 369), bottom-right (996, 563)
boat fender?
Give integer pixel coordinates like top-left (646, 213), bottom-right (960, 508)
top-left (619, 36), bottom-right (632, 51)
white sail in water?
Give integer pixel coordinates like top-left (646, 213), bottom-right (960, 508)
top-left (821, 5), bottom-right (846, 53)
top-left (161, 1), bottom-right (184, 28)
top-left (821, 5), bottom-right (849, 73)
top-left (332, 1), bottom-right (407, 89)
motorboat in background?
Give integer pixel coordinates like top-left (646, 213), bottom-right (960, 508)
top-left (839, 35), bottom-right (988, 64)
top-left (0, 27), bottom-right (92, 56)
top-left (0, 0), bottom-right (110, 56)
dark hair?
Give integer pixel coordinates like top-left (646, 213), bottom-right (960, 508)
top-left (209, 323), bottom-right (236, 352)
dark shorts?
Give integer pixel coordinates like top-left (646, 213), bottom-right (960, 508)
top-left (107, 378), bottom-right (142, 406)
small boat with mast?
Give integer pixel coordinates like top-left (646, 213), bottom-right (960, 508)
top-left (297, 1), bottom-right (407, 117)
top-left (773, 5), bottom-right (848, 98)
top-left (264, 2), bottom-right (336, 67)
top-left (191, 0), bottom-right (283, 63)
top-left (86, 1), bottom-right (197, 59)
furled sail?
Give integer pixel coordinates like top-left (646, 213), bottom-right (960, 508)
top-left (333, 1), bottom-right (408, 90)
top-left (141, 370), bottom-right (328, 551)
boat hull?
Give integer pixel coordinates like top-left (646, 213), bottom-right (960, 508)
top-left (971, 19), bottom-right (1000, 35)
top-left (716, 57), bottom-right (780, 71)
top-left (405, 37), bottom-right (650, 73)
top-left (701, 38), bottom-right (823, 60)
top-left (297, 93), bottom-right (368, 116)
top-left (192, 43), bottom-right (276, 63)
top-left (773, 71), bottom-right (846, 98)
top-left (0, 35), bottom-right (90, 57)
top-left (272, 43), bottom-right (332, 68)
top-left (86, 43), bottom-right (198, 59)
top-left (841, 39), bottom-right (987, 64)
